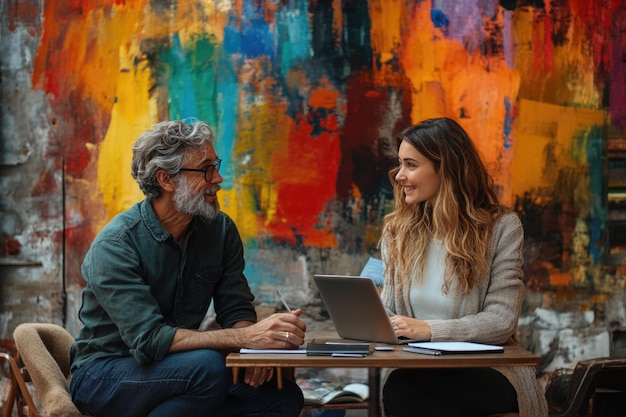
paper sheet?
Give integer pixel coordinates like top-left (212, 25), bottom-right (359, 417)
top-left (239, 348), bottom-right (307, 354)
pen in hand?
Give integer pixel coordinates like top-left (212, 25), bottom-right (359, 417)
top-left (276, 290), bottom-right (293, 313)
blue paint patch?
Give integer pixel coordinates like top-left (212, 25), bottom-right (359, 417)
top-left (503, 97), bottom-right (513, 149)
top-left (242, 246), bottom-right (283, 304)
top-left (223, 24), bottom-right (242, 55)
top-left (216, 80), bottom-right (239, 189)
top-left (430, 9), bottom-right (449, 35)
top-left (277, 0), bottom-right (312, 76)
top-left (241, 17), bottom-right (276, 60)
top-left (585, 125), bottom-right (607, 264)
top-left (214, 46), bottom-right (242, 191)
top-left (241, 0), bottom-right (265, 21)
top-left (167, 34), bottom-right (198, 119)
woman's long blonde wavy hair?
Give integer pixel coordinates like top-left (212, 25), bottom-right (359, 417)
top-left (380, 117), bottom-right (508, 294)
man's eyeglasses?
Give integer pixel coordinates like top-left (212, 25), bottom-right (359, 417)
top-left (178, 158), bottom-right (222, 182)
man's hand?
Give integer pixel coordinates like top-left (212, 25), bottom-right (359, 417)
top-left (242, 309), bottom-right (306, 349)
top-left (243, 366), bottom-right (274, 388)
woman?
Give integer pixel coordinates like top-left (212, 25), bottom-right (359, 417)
top-left (379, 117), bottom-right (547, 417)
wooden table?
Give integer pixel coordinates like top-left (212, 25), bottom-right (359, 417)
top-left (226, 338), bottom-right (540, 417)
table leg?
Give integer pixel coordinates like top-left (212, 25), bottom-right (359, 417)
top-left (276, 367), bottom-right (283, 389)
top-left (368, 367), bottom-right (381, 417)
top-left (232, 367), bottom-right (239, 384)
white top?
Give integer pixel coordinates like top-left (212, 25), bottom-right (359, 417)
top-left (409, 238), bottom-right (452, 320)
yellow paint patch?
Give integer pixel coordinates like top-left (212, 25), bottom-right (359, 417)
top-left (96, 39), bottom-right (158, 229)
top-left (512, 7), bottom-right (601, 106)
top-left (227, 72), bottom-right (293, 236)
top-left (220, 186), bottom-right (260, 240)
top-left (510, 99), bottom-right (604, 197)
top-left (176, 1), bottom-right (230, 44)
top-left (76, 5), bottom-right (145, 112)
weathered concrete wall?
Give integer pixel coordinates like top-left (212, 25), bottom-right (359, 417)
top-left (0, 0), bottom-right (65, 339)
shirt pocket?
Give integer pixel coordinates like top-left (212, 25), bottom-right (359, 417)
top-left (190, 265), bottom-right (222, 315)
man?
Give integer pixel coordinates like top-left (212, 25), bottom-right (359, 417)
top-left (69, 119), bottom-right (306, 417)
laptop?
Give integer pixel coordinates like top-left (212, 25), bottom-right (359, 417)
top-left (313, 274), bottom-right (417, 345)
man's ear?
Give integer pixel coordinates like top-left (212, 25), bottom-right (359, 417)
top-left (156, 170), bottom-right (176, 193)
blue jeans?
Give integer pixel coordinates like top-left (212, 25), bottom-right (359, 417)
top-left (69, 350), bottom-right (303, 417)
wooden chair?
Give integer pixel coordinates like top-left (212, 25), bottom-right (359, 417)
top-left (0, 351), bottom-right (36, 417)
top-left (1, 323), bottom-right (86, 417)
top-left (545, 356), bottom-right (626, 417)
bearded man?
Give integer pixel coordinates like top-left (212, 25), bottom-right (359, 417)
top-left (69, 120), bottom-right (306, 417)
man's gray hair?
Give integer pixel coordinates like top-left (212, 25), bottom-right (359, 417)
top-left (131, 119), bottom-right (215, 199)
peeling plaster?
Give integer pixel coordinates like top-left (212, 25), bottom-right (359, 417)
top-left (535, 307), bottom-right (595, 329)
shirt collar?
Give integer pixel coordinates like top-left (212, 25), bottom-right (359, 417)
top-left (140, 199), bottom-right (200, 242)
top-left (140, 199), bottom-right (171, 242)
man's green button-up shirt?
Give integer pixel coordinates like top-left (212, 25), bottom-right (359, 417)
top-left (70, 200), bottom-right (257, 371)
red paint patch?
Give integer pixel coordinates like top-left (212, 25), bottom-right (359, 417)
top-left (32, 168), bottom-right (60, 197)
top-left (3, 235), bottom-right (22, 256)
top-left (338, 72), bottom-right (411, 199)
top-left (64, 223), bottom-right (97, 286)
top-left (267, 116), bottom-right (341, 247)
top-left (64, 144), bottom-right (91, 175)
top-left (569, 0), bottom-right (624, 81)
top-left (7, 1), bottom-right (41, 37)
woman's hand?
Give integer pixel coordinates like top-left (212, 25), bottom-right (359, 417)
top-left (390, 315), bottom-right (432, 341)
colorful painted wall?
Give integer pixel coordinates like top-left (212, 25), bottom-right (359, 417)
top-left (2, 0), bottom-right (626, 375)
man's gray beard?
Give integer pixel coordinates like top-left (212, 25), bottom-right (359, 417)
top-left (173, 176), bottom-right (220, 222)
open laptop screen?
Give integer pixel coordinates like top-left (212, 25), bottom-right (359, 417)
top-left (313, 274), bottom-right (416, 344)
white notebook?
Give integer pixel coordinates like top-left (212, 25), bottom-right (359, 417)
top-left (240, 348), bottom-right (306, 354)
top-left (404, 341), bottom-right (504, 356)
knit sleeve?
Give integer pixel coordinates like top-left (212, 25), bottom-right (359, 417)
top-left (426, 212), bottom-right (525, 344)
top-left (379, 235), bottom-right (398, 316)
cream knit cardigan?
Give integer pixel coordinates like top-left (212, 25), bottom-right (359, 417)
top-left (380, 212), bottom-right (548, 417)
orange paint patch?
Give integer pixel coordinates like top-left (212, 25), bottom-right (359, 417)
top-left (309, 87), bottom-right (339, 109)
top-left (369, 0), bottom-right (408, 64)
top-left (549, 271), bottom-right (572, 286)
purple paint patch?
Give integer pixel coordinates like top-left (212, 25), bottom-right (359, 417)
top-left (503, 10), bottom-right (514, 68)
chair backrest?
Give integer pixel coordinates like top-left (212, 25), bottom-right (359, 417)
top-left (13, 323), bottom-right (85, 417)
top-left (545, 356), bottom-right (626, 417)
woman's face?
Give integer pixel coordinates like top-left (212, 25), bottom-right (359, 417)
top-left (395, 140), bottom-right (440, 205)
